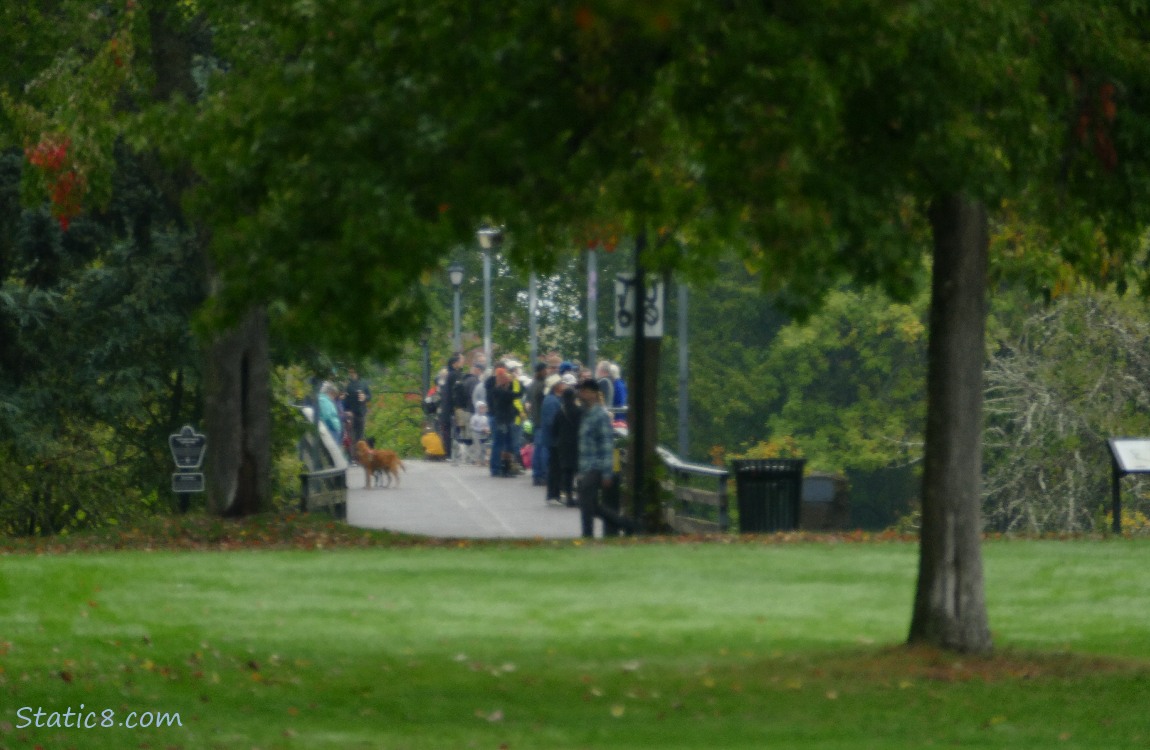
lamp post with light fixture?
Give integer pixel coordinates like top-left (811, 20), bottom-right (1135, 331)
top-left (528, 271), bottom-right (538, 366)
top-left (448, 262), bottom-right (464, 352)
top-left (475, 225), bottom-right (503, 366)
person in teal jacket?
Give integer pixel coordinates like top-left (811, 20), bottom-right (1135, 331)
top-left (318, 382), bottom-right (343, 445)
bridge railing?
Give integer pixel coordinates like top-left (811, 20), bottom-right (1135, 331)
top-left (299, 466), bottom-right (348, 520)
top-left (656, 447), bottom-right (731, 534)
top-left (296, 407), bottom-right (349, 520)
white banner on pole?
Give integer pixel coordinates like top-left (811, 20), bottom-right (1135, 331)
top-left (614, 273), bottom-right (664, 338)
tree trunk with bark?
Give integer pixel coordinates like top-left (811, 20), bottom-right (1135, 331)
top-left (629, 335), bottom-right (663, 529)
top-left (626, 232), bottom-right (667, 533)
top-left (909, 194), bottom-right (993, 654)
top-left (203, 307), bottom-right (272, 516)
top-left (148, 4), bottom-right (274, 518)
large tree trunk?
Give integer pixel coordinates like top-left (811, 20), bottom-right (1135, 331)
top-left (626, 232), bottom-right (666, 532)
top-left (204, 308), bottom-right (271, 516)
top-left (908, 194), bottom-right (993, 654)
top-left (147, 4), bottom-right (276, 518)
top-left (630, 335), bottom-right (662, 528)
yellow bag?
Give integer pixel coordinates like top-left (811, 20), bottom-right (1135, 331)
top-left (421, 431), bottom-right (445, 457)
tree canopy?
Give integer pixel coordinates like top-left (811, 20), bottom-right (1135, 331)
top-left (6, 0), bottom-right (1150, 654)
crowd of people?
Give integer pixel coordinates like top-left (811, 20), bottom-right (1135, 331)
top-left (421, 351), bottom-right (631, 534)
top-left (314, 367), bottom-right (373, 457)
top-left (310, 352), bottom-right (632, 538)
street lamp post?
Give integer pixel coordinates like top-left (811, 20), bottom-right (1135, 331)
top-left (678, 281), bottom-right (689, 459)
top-left (448, 262), bottom-right (464, 352)
top-left (420, 329), bottom-right (431, 403)
top-left (587, 249), bottom-right (598, 370)
top-left (476, 225), bottom-right (504, 367)
top-left (528, 271), bottom-right (538, 365)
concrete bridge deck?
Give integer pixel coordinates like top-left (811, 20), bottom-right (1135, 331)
top-left (344, 458), bottom-right (591, 539)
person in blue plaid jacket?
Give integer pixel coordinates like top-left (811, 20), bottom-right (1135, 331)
top-left (576, 379), bottom-right (633, 538)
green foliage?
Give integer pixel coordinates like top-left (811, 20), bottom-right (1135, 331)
top-left (4, 0), bottom-right (1150, 545)
top-left (146, 0), bottom-right (680, 360)
top-left (362, 363), bottom-right (427, 459)
top-left (0, 1), bottom-right (143, 225)
top-left (0, 146), bottom-right (207, 534)
top-left (659, 261), bottom-right (927, 476)
top-left (984, 291), bottom-right (1150, 532)
top-left (762, 286), bottom-right (929, 474)
top-left (656, 260), bottom-right (790, 462)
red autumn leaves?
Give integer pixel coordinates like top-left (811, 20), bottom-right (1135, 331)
top-left (582, 221), bottom-right (622, 252)
top-left (25, 136), bottom-right (86, 231)
top-left (1073, 78), bottom-right (1119, 172)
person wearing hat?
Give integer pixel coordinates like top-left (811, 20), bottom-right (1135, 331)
top-left (575, 378), bottom-right (632, 536)
top-left (548, 373), bottom-right (581, 506)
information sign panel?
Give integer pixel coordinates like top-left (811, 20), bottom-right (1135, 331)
top-left (1107, 438), bottom-right (1150, 534)
top-left (171, 472), bottom-right (205, 494)
top-left (1109, 439), bottom-right (1150, 473)
top-left (169, 425), bottom-right (207, 470)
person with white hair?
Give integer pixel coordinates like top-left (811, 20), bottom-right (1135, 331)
top-left (317, 382), bottom-right (343, 445)
top-left (595, 360), bottom-right (615, 411)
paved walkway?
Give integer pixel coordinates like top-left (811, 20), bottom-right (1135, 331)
top-left (345, 458), bottom-right (589, 539)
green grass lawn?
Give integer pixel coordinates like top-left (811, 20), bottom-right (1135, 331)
top-left (2, 536), bottom-right (1150, 748)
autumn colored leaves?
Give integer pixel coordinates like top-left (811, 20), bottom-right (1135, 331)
top-left (1073, 77), bottom-right (1119, 172)
top-left (25, 136), bottom-right (84, 231)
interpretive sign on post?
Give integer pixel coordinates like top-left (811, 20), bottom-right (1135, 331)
top-left (171, 471), bottom-right (205, 494)
top-left (169, 425), bottom-right (207, 469)
top-left (1107, 438), bottom-right (1150, 533)
top-left (170, 425), bottom-right (207, 507)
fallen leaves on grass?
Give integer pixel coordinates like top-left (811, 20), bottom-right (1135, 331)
top-left (1, 512), bottom-right (1123, 556)
top-left (810, 645), bottom-right (1146, 685)
top-left (0, 514), bottom-right (426, 554)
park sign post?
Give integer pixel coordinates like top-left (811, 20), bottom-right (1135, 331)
top-left (170, 425), bottom-right (207, 508)
top-left (1107, 438), bottom-right (1150, 534)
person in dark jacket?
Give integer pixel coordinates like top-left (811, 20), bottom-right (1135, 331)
top-left (343, 367), bottom-right (372, 446)
top-left (538, 374), bottom-right (562, 501)
top-left (487, 367), bottom-right (521, 476)
top-left (548, 373), bottom-right (581, 505)
top-left (438, 353), bottom-right (463, 459)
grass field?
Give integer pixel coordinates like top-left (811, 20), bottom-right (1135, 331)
top-left (2, 534), bottom-right (1150, 748)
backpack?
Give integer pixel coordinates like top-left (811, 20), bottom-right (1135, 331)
top-left (454, 373), bottom-right (477, 412)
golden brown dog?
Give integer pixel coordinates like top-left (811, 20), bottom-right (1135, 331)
top-left (356, 440), bottom-right (406, 488)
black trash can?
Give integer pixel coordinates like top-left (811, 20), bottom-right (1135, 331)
top-left (732, 459), bottom-right (806, 532)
